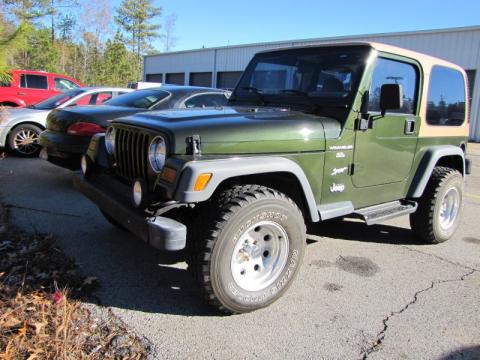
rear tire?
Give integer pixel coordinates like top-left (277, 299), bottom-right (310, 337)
top-left (410, 167), bottom-right (463, 244)
top-left (192, 185), bottom-right (306, 314)
top-left (8, 124), bottom-right (42, 157)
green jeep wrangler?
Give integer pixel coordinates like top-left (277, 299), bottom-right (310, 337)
top-left (75, 42), bottom-right (472, 314)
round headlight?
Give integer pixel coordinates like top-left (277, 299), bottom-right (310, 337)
top-left (105, 127), bottom-right (115, 155)
top-left (148, 136), bottom-right (166, 172)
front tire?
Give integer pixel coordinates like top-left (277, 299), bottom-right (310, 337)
top-left (410, 167), bottom-right (464, 244)
top-left (193, 185), bottom-right (306, 314)
top-left (8, 124), bottom-right (42, 157)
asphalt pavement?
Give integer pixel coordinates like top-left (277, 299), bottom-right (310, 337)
top-left (0, 144), bottom-right (479, 359)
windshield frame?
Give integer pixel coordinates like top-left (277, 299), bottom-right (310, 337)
top-left (230, 45), bottom-right (371, 110)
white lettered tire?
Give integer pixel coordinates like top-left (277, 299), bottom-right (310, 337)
top-left (194, 185), bottom-right (306, 314)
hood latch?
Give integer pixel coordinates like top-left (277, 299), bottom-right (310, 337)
top-left (186, 135), bottom-right (202, 156)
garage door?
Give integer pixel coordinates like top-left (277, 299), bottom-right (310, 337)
top-left (189, 72), bottom-right (212, 87)
top-left (166, 73), bottom-right (185, 85)
top-left (146, 73), bottom-right (163, 82)
top-left (217, 72), bottom-right (242, 90)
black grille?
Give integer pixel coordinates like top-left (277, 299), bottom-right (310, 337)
top-left (114, 127), bottom-right (150, 182)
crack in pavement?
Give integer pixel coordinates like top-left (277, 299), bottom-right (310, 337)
top-left (402, 245), bottom-right (480, 272)
top-left (4, 203), bottom-right (83, 218)
top-left (360, 268), bottom-right (478, 360)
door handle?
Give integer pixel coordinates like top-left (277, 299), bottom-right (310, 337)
top-left (404, 118), bottom-right (415, 135)
top-left (17, 92), bottom-right (25, 96)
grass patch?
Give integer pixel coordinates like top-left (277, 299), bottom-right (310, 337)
top-left (0, 205), bottom-right (150, 359)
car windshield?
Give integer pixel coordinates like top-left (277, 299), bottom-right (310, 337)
top-left (232, 46), bottom-right (370, 110)
top-left (103, 89), bottom-right (169, 109)
top-left (31, 89), bottom-right (85, 110)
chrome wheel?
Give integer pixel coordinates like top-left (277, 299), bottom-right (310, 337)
top-left (439, 187), bottom-right (460, 231)
top-left (231, 220), bottom-right (289, 292)
top-left (13, 128), bottom-right (40, 155)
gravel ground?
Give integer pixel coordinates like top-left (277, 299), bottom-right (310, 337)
top-left (0, 143), bottom-right (479, 359)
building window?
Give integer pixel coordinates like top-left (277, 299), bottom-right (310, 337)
top-left (146, 73), bottom-right (163, 82)
top-left (166, 73), bottom-right (185, 85)
top-left (189, 72), bottom-right (212, 87)
top-left (426, 66), bottom-right (466, 126)
top-left (368, 57), bottom-right (418, 114)
top-left (217, 71), bottom-right (242, 90)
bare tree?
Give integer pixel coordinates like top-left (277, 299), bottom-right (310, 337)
top-left (162, 13), bottom-right (177, 52)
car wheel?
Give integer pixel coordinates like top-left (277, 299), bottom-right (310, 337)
top-left (192, 184), bottom-right (306, 314)
top-left (410, 167), bottom-right (464, 244)
top-left (8, 124), bottom-right (42, 157)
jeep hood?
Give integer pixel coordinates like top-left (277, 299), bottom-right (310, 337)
top-left (113, 107), bottom-right (341, 154)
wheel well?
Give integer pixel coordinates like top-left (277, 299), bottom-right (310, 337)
top-left (6, 122), bottom-right (45, 147)
top-left (435, 155), bottom-right (464, 175)
top-left (0, 102), bottom-right (19, 107)
top-left (214, 172), bottom-right (312, 221)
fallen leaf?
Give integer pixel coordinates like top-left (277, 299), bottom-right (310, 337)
top-left (83, 276), bottom-right (97, 286)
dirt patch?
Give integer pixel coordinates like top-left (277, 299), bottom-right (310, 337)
top-left (335, 256), bottom-right (379, 277)
top-left (463, 237), bottom-right (480, 245)
top-left (324, 283), bottom-right (343, 292)
top-left (0, 204), bottom-right (150, 359)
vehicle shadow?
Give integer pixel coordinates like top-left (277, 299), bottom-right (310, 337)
top-left (81, 225), bottom-right (220, 317)
top-left (307, 217), bottom-right (426, 245)
top-left (85, 217), bottom-right (425, 317)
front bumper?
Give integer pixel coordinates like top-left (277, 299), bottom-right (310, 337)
top-left (73, 174), bottom-right (187, 251)
top-left (39, 130), bottom-right (91, 155)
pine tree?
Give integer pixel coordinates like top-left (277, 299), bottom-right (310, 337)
top-left (114, 0), bottom-right (162, 79)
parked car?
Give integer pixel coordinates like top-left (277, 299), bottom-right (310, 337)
top-left (39, 86), bottom-right (231, 169)
top-left (75, 43), bottom-right (470, 313)
top-left (0, 87), bottom-right (131, 156)
top-left (0, 70), bottom-right (84, 107)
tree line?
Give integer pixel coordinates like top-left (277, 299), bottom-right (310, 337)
top-left (0, 0), bottom-right (177, 86)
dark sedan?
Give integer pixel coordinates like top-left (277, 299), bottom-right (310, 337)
top-left (39, 86), bottom-right (230, 169)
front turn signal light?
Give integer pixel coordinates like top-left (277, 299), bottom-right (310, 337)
top-left (194, 173), bottom-right (212, 192)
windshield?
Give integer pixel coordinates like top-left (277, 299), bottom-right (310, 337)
top-left (31, 89), bottom-right (85, 110)
top-left (232, 46), bottom-right (370, 109)
top-left (104, 89), bottom-right (169, 109)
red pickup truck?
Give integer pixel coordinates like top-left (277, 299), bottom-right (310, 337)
top-left (0, 70), bottom-right (83, 107)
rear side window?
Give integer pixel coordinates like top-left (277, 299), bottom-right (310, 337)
top-left (54, 77), bottom-right (79, 90)
top-left (20, 74), bottom-right (48, 89)
top-left (426, 66), bottom-right (466, 126)
top-left (184, 93), bottom-right (228, 108)
top-left (368, 57), bottom-right (418, 114)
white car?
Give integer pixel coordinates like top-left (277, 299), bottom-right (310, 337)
top-left (0, 87), bottom-right (132, 156)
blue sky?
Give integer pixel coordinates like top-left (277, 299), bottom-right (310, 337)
top-left (110, 0), bottom-right (480, 52)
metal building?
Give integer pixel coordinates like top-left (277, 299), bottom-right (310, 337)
top-left (144, 26), bottom-right (480, 141)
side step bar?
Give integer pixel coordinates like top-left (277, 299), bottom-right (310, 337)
top-left (355, 200), bottom-right (418, 226)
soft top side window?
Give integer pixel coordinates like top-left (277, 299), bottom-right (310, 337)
top-left (426, 66), bottom-right (466, 126)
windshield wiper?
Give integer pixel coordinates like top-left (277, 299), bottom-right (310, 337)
top-left (280, 89), bottom-right (308, 96)
top-left (240, 86), bottom-right (266, 105)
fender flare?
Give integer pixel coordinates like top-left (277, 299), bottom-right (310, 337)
top-left (407, 145), bottom-right (465, 198)
top-left (174, 156), bottom-right (320, 222)
top-left (0, 97), bottom-right (25, 107)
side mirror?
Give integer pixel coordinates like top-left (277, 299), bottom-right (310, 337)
top-left (380, 84), bottom-right (403, 116)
